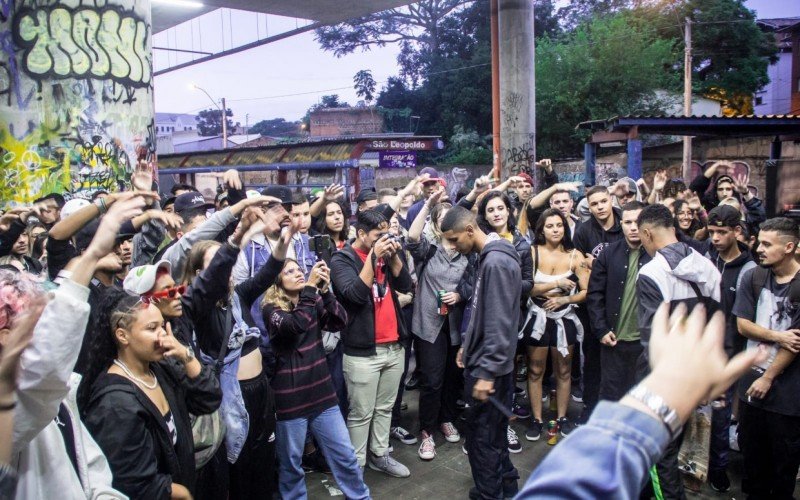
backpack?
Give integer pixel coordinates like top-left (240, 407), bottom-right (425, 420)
top-left (750, 266), bottom-right (800, 307)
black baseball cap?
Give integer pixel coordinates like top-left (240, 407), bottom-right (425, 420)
top-left (261, 186), bottom-right (293, 205)
top-left (174, 192), bottom-right (213, 214)
top-left (356, 189), bottom-right (377, 205)
top-left (707, 205), bottom-right (741, 228)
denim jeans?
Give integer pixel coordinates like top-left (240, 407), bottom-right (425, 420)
top-left (709, 388), bottom-right (733, 472)
top-left (275, 405), bottom-right (369, 500)
top-left (343, 343), bottom-right (405, 465)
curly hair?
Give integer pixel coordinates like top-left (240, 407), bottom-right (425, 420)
top-left (0, 270), bottom-right (43, 332)
top-left (76, 288), bottom-right (144, 415)
top-left (476, 191), bottom-right (516, 235)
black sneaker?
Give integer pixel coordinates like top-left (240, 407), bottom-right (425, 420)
top-left (405, 375), bottom-right (420, 390)
top-left (557, 417), bottom-right (574, 437)
top-left (708, 468), bottom-right (730, 492)
top-left (302, 448), bottom-right (331, 473)
top-left (571, 386), bottom-right (583, 403)
top-left (516, 364), bottom-right (527, 382)
top-left (525, 419), bottom-right (543, 441)
top-left (512, 399), bottom-right (530, 418)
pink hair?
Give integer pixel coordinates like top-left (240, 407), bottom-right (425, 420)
top-left (0, 270), bottom-right (43, 330)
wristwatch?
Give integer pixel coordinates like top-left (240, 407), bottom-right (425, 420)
top-left (628, 383), bottom-right (682, 439)
top-left (185, 345), bottom-right (195, 362)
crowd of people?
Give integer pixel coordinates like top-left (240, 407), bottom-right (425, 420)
top-left (0, 158), bottom-right (796, 500)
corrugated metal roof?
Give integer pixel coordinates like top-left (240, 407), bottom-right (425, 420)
top-left (577, 114), bottom-right (800, 137)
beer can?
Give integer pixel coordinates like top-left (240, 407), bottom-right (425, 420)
top-left (546, 420), bottom-right (558, 446)
top-left (437, 290), bottom-right (449, 315)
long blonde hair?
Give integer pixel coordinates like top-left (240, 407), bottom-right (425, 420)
top-left (261, 259), bottom-right (299, 312)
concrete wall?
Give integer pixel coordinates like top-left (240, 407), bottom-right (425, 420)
top-left (310, 108), bottom-right (384, 137)
top-left (0, 0), bottom-right (154, 205)
top-left (754, 51), bottom-right (793, 115)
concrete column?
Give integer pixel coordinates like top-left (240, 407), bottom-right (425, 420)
top-left (584, 143), bottom-right (597, 186)
top-left (0, 0), bottom-right (155, 205)
top-left (498, 0), bottom-right (536, 185)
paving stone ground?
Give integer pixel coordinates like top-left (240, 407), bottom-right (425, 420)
top-left (304, 380), bottom-right (796, 499)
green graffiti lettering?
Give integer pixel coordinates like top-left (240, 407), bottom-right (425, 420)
top-left (13, 6), bottom-right (151, 88)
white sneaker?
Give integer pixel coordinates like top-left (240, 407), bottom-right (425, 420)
top-left (440, 422), bottom-right (461, 443)
top-left (418, 432), bottom-right (436, 460)
top-left (507, 426), bottom-right (522, 454)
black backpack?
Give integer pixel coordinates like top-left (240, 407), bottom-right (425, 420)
top-left (750, 266), bottom-right (800, 307)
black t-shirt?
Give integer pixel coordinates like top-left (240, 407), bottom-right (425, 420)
top-left (733, 267), bottom-right (800, 416)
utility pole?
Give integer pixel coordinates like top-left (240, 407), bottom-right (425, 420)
top-left (245, 113), bottom-right (249, 135)
top-left (682, 17), bottom-right (692, 180)
top-left (221, 97), bottom-right (228, 149)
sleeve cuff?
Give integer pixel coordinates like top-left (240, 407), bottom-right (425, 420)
top-left (587, 401), bottom-right (670, 461)
top-left (57, 278), bottom-right (91, 302)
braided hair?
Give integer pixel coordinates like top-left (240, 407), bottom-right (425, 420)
top-left (76, 288), bottom-right (144, 416)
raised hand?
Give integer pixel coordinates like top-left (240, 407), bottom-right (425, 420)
top-left (425, 186), bottom-right (446, 208)
top-left (733, 173), bottom-right (750, 195)
top-left (86, 192), bottom-right (149, 259)
top-left (222, 169), bottom-right (243, 191)
top-left (147, 210), bottom-right (183, 231)
top-left (0, 207), bottom-right (32, 232)
top-left (131, 161), bottom-right (155, 192)
top-left (652, 170), bottom-right (668, 192)
top-left (323, 184), bottom-right (345, 201)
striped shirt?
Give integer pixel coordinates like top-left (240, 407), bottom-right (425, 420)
top-left (264, 287), bottom-right (348, 420)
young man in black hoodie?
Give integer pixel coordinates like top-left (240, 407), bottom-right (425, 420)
top-left (637, 203), bottom-right (722, 500)
top-left (703, 205), bottom-right (756, 492)
top-left (441, 206), bottom-right (521, 500)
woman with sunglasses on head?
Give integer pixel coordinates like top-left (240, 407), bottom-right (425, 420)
top-left (78, 288), bottom-right (221, 500)
top-left (262, 256), bottom-right (369, 499)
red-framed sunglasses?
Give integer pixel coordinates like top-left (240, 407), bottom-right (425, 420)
top-left (141, 284), bottom-right (186, 304)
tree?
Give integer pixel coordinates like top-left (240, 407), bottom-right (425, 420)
top-left (353, 70), bottom-right (377, 104)
top-left (315, 0), bottom-right (472, 85)
top-left (535, 12), bottom-right (678, 157)
top-left (679, 0), bottom-right (777, 113)
top-left (196, 107), bottom-right (234, 137)
top-left (249, 118), bottom-right (301, 137)
top-left (556, 0), bottom-right (634, 30)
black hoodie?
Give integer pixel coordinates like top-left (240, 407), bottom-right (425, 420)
top-left (705, 241), bottom-right (757, 356)
top-left (462, 237), bottom-right (522, 381)
top-left (573, 207), bottom-right (624, 259)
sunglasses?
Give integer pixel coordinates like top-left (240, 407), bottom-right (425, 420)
top-left (141, 284), bottom-right (186, 304)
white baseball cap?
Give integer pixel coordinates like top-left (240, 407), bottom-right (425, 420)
top-left (60, 198), bottom-right (91, 219)
top-left (123, 260), bottom-right (172, 296)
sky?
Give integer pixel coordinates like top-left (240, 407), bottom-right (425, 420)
top-left (152, 0), bottom-right (800, 124)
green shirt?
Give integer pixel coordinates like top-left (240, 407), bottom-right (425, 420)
top-left (615, 249), bottom-right (640, 342)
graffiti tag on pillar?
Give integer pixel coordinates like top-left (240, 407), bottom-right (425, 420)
top-left (502, 92), bottom-right (524, 129)
top-left (12, 5), bottom-right (151, 89)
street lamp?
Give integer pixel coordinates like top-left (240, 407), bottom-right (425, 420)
top-left (190, 83), bottom-right (227, 148)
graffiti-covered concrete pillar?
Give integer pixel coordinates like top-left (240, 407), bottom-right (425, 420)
top-left (498, 0), bottom-right (536, 185)
top-left (0, 0), bottom-right (154, 205)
